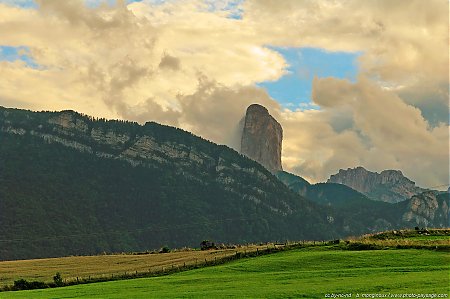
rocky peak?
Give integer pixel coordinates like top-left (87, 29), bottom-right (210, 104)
top-left (331, 167), bottom-right (375, 193)
top-left (327, 166), bottom-right (427, 203)
top-left (379, 169), bottom-right (407, 182)
top-left (240, 104), bottom-right (283, 173)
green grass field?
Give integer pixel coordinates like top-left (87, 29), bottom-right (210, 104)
top-left (2, 247), bottom-right (449, 298)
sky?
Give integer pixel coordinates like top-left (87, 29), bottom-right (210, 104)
top-left (0, 0), bottom-right (448, 189)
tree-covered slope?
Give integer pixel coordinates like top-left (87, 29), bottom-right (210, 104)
top-left (0, 107), bottom-right (337, 260)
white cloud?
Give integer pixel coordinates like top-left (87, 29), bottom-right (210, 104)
top-left (280, 76), bottom-right (448, 188)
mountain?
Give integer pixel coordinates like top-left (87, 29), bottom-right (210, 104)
top-left (277, 171), bottom-right (449, 233)
top-left (0, 106), bottom-right (336, 260)
top-left (276, 171), bottom-right (310, 196)
top-left (240, 104), bottom-right (282, 173)
top-left (327, 166), bottom-right (427, 203)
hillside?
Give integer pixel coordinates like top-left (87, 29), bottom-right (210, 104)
top-left (0, 106), bottom-right (336, 260)
top-left (277, 171), bottom-right (449, 233)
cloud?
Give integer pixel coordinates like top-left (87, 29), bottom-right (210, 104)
top-left (280, 76), bottom-right (448, 188)
top-left (158, 53), bottom-right (180, 71)
top-left (0, 0), bottom-right (286, 116)
top-left (0, 0), bottom-right (447, 188)
top-left (243, 0), bottom-right (449, 125)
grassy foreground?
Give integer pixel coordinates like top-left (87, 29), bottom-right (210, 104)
top-left (2, 247), bottom-right (449, 299)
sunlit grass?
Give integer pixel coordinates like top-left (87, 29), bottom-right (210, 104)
top-left (2, 248), bottom-right (449, 299)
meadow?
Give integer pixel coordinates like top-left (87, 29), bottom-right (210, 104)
top-left (2, 247), bottom-right (449, 298)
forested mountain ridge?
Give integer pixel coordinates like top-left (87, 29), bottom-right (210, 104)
top-left (0, 106), bottom-right (336, 260)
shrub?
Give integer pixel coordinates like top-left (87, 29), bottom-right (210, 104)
top-left (160, 246), bottom-right (170, 253)
top-left (13, 279), bottom-right (47, 290)
top-left (200, 240), bottom-right (216, 250)
top-left (13, 279), bottom-right (29, 290)
top-left (328, 239), bottom-right (340, 245)
top-left (346, 242), bottom-right (382, 251)
top-left (53, 272), bottom-right (64, 287)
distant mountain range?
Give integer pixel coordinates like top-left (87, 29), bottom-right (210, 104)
top-left (277, 171), bottom-right (448, 233)
top-left (0, 106), bottom-right (448, 260)
top-left (327, 166), bottom-right (427, 203)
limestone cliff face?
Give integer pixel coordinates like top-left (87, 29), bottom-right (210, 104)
top-left (240, 104), bottom-right (283, 173)
top-left (327, 166), bottom-right (426, 203)
top-left (402, 191), bottom-right (449, 228)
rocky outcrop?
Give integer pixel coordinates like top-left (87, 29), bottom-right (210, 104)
top-left (327, 166), bottom-right (427, 203)
top-left (48, 111), bottom-right (89, 133)
top-left (402, 191), bottom-right (449, 228)
top-left (240, 104), bottom-right (283, 173)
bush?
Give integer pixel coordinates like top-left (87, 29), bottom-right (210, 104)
top-left (160, 246), bottom-right (170, 253)
top-left (345, 242), bottom-right (382, 251)
top-left (13, 279), bottom-right (47, 290)
top-left (53, 272), bottom-right (64, 287)
top-left (13, 279), bottom-right (28, 290)
top-left (200, 240), bottom-right (216, 250)
top-left (328, 239), bottom-right (340, 245)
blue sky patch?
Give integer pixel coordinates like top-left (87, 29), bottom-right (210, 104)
top-left (0, 46), bottom-right (39, 68)
top-left (0, 0), bottom-right (143, 9)
top-left (259, 47), bottom-right (360, 110)
top-left (0, 0), bottom-right (37, 8)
